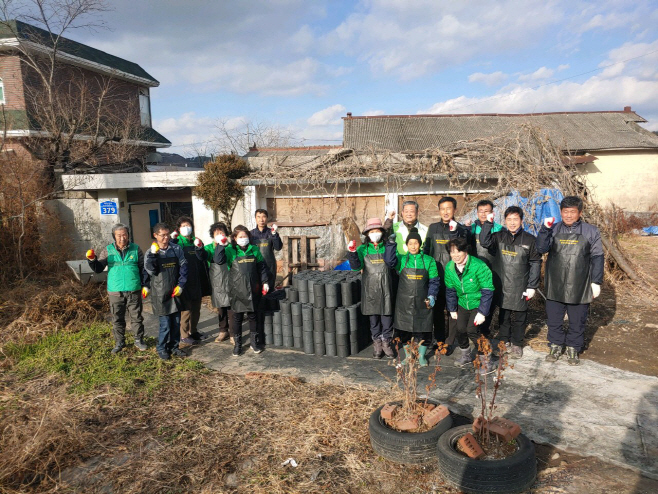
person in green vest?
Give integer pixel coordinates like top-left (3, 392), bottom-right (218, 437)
top-left (464, 199), bottom-right (504, 337)
top-left (171, 216), bottom-right (211, 346)
top-left (86, 223), bottom-right (149, 354)
top-left (384, 227), bottom-right (440, 367)
top-left (383, 200), bottom-right (429, 256)
top-left (444, 236), bottom-right (495, 373)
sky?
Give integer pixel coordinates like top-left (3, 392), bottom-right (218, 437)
top-left (66, 0), bottom-right (658, 156)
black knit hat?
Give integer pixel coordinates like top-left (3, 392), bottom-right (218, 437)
top-left (406, 227), bottom-right (422, 245)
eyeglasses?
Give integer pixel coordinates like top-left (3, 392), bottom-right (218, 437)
top-left (155, 233), bottom-right (170, 238)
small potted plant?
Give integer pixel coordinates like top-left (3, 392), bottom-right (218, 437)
top-left (369, 339), bottom-right (454, 464)
top-left (436, 336), bottom-right (537, 493)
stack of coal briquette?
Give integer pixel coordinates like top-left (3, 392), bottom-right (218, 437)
top-left (263, 270), bottom-right (368, 357)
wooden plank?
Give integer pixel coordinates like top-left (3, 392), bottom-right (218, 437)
top-left (398, 193), bottom-right (489, 225)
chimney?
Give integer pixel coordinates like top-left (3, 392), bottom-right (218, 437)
top-left (248, 142), bottom-right (258, 152)
top-left (623, 106), bottom-right (632, 113)
top-left (346, 112), bottom-right (352, 118)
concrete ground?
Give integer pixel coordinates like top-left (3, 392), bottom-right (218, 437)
top-left (143, 304), bottom-right (658, 481)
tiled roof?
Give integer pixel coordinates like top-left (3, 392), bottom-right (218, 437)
top-left (0, 20), bottom-right (158, 85)
top-left (244, 145), bottom-right (341, 158)
top-left (343, 110), bottom-right (658, 152)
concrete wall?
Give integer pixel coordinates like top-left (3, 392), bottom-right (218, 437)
top-left (582, 150), bottom-right (658, 213)
top-left (44, 196), bottom-right (104, 255)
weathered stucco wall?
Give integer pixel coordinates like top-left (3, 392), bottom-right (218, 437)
top-left (583, 150), bottom-right (658, 213)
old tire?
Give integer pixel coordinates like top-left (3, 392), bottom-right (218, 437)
top-left (437, 424), bottom-right (536, 494)
top-left (369, 400), bottom-right (453, 465)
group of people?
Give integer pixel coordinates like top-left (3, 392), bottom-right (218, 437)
top-left (347, 195), bottom-right (603, 371)
top-left (87, 194), bottom-right (603, 370)
top-left (87, 209), bottom-right (281, 360)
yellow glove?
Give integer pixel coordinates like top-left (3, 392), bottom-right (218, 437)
top-left (86, 249), bottom-right (96, 260)
top-left (141, 287), bottom-right (149, 299)
top-left (172, 286), bottom-right (182, 297)
top-left (150, 242), bottom-right (159, 254)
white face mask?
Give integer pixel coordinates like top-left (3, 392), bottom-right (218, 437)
top-left (180, 226), bottom-right (192, 237)
top-left (368, 232), bottom-right (382, 243)
top-left (214, 234), bottom-right (224, 244)
top-left (237, 237), bottom-right (250, 247)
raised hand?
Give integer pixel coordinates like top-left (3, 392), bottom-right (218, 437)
top-left (347, 240), bottom-right (357, 252)
top-left (449, 220), bottom-right (458, 232)
top-left (543, 217), bottom-right (556, 228)
top-left (86, 249), bottom-right (96, 261)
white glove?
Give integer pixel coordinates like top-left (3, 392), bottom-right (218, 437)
top-left (271, 223), bottom-right (278, 234)
top-left (171, 231), bottom-right (179, 240)
top-left (543, 217), bottom-right (556, 228)
top-left (194, 238), bottom-right (203, 248)
top-left (449, 220), bottom-right (458, 232)
top-left (486, 212), bottom-right (494, 223)
top-left (347, 240), bottom-right (357, 252)
top-left (450, 311), bottom-right (458, 320)
top-left (218, 235), bottom-right (228, 246)
top-left (262, 284), bottom-right (269, 296)
top-left (150, 242), bottom-right (159, 254)
top-left (523, 289), bottom-right (535, 300)
top-left (387, 209), bottom-right (396, 220)
top-left (474, 312), bottom-right (486, 326)
top-left (591, 283), bottom-right (601, 299)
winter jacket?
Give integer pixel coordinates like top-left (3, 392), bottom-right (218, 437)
top-left (347, 241), bottom-right (386, 270)
top-left (213, 243), bottom-right (270, 285)
top-left (444, 255), bottom-right (494, 315)
top-left (144, 242), bottom-right (188, 289)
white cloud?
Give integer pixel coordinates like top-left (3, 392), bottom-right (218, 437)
top-left (468, 71), bottom-right (508, 86)
top-left (307, 104), bottom-right (347, 126)
top-left (153, 112), bottom-right (218, 154)
top-left (518, 66), bottom-right (555, 82)
top-left (363, 109), bottom-right (385, 116)
top-left (557, 64), bottom-right (570, 72)
top-left (418, 40), bottom-right (658, 129)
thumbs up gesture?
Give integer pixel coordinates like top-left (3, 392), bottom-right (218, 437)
top-left (150, 242), bottom-right (159, 254)
top-left (86, 249), bottom-right (96, 261)
top-left (449, 220), bottom-right (458, 232)
top-left (543, 217), bottom-right (556, 228)
top-left (347, 240), bottom-right (357, 252)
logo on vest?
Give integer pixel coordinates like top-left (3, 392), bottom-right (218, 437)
top-left (238, 258), bottom-right (255, 263)
top-left (501, 249), bottom-right (517, 257)
top-left (370, 259), bottom-right (384, 264)
top-left (436, 239), bottom-right (449, 244)
top-left (558, 239), bottom-right (579, 245)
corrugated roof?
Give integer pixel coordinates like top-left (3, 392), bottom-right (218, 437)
top-left (0, 20), bottom-right (158, 85)
top-left (244, 146), bottom-right (341, 158)
top-left (343, 111), bottom-right (658, 152)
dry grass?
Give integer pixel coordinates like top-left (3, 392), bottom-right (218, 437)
top-left (0, 368), bottom-right (450, 494)
top-left (0, 276), bottom-right (107, 354)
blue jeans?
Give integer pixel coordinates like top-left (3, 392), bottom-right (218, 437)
top-left (157, 312), bottom-right (181, 355)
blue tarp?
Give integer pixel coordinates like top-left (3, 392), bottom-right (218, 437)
top-left (334, 260), bottom-right (351, 270)
top-left (642, 226), bottom-right (658, 235)
top-left (461, 188), bottom-right (564, 235)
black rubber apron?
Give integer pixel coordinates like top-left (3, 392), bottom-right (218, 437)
top-left (475, 233), bottom-right (496, 268)
top-left (151, 254), bottom-right (180, 316)
top-left (228, 251), bottom-right (260, 313)
top-left (209, 260), bottom-right (230, 308)
top-left (257, 236), bottom-right (276, 287)
top-left (430, 226), bottom-right (452, 280)
top-left (545, 232), bottom-right (592, 304)
top-left (179, 242), bottom-right (211, 309)
top-left (494, 242), bottom-right (530, 312)
top-left (394, 255), bottom-right (433, 333)
top-left (361, 247), bottom-right (393, 316)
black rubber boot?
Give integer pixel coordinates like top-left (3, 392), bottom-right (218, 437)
top-left (250, 331), bottom-right (263, 354)
top-left (233, 331), bottom-right (242, 357)
top-left (372, 339), bottom-right (383, 359)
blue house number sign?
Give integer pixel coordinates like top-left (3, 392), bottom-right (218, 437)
top-left (100, 200), bottom-right (118, 215)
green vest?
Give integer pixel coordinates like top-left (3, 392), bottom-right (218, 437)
top-left (106, 243), bottom-right (141, 292)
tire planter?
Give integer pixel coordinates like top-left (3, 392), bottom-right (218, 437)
top-left (437, 424), bottom-right (536, 494)
top-left (369, 399), bottom-right (453, 465)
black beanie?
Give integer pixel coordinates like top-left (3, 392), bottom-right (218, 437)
top-left (406, 227), bottom-right (422, 245)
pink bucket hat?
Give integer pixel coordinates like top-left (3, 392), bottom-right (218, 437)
top-left (362, 217), bottom-right (385, 235)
